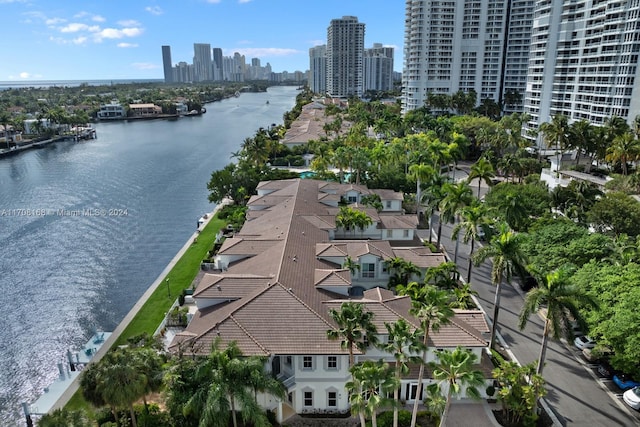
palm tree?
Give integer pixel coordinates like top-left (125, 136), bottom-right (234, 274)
top-left (383, 320), bottom-right (425, 427)
top-left (539, 114), bottom-right (570, 177)
top-left (336, 206), bottom-right (358, 238)
top-left (187, 340), bottom-right (283, 427)
top-left (343, 256), bottom-right (361, 277)
top-left (518, 267), bottom-right (598, 375)
top-left (347, 360), bottom-right (399, 427)
top-left (451, 282), bottom-right (479, 309)
top-left (421, 173), bottom-right (449, 245)
top-left (384, 257), bottom-right (422, 289)
top-left (473, 222), bottom-right (528, 349)
top-left (606, 131), bottom-right (640, 175)
top-left (467, 158), bottom-right (495, 198)
top-left (427, 347), bottom-right (484, 427)
top-left (396, 285), bottom-right (454, 427)
top-left (439, 181), bottom-right (473, 263)
top-left (327, 302), bottom-right (378, 367)
top-left (409, 163), bottom-right (437, 221)
top-left (452, 201), bottom-right (492, 283)
top-left (352, 209), bottom-right (373, 238)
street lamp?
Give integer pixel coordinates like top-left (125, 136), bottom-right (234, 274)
top-left (166, 278), bottom-right (171, 299)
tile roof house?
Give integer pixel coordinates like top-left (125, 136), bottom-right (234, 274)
top-left (169, 178), bottom-right (489, 422)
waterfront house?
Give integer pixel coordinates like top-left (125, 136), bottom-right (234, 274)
top-left (129, 103), bottom-right (162, 117)
top-left (169, 179), bottom-right (490, 422)
top-left (97, 101), bottom-right (126, 120)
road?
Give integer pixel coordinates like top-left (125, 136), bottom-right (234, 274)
top-left (425, 164), bottom-right (640, 426)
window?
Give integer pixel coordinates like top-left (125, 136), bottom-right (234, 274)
top-left (304, 391), bottom-right (313, 407)
top-left (386, 229), bottom-right (393, 238)
top-left (362, 263), bottom-right (375, 278)
top-left (403, 229), bottom-right (410, 237)
top-left (285, 356), bottom-right (292, 366)
top-left (303, 356), bottom-right (313, 370)
top-left (386, 201), bottom-right (392, 208)
top-left (328, 356), bottom-right (338, 370)
top-left (328, 391), bottom-right (337, 407)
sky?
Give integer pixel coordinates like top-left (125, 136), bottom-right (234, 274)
top-left (1, 0), bottom-right (406, 81)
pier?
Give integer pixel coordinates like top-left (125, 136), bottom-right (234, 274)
top-left (22, 332), bottom-right (111, 425)
top-left (0, 127), bottom-right (97, 158)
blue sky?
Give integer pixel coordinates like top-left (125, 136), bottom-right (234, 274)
top-left (2, 0), bottom-right (405, 81)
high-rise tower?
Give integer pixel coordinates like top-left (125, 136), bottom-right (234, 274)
top-left (309, 45), bottom-right (327, 94)
top-left (162, 45), bottom-right (173, 83)
top-left (363, 43), bottom-right (394, 93)
top-left (193, 43), bottom-right (212, 82)
top-left (326, 16), bottom-right (365, 98)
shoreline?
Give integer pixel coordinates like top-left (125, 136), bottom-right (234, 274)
top-left (48, 200), bottom-right (227, 413)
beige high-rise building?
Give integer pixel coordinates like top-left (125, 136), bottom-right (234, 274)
top-left (326, 16), bottom-right (365, 98)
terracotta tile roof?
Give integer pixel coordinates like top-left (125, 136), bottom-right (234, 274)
top-left (378, 215), bottom-right (419, 229)
top-left (171, 179), bottom-right (487, 357)
top-left (314, 269), bottom-right (351, 287)
top-left (391, 248), bottom-right (447, 268)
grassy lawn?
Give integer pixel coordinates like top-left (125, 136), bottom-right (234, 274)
top-left (63, 213), bottom-right (225, 413)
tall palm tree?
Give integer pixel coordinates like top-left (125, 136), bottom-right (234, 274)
top-left (409, 163), bottom-right (437, 221)
top-left (428, 347), bottom-right (484, 427)
top-left (383, 320), bottom-right (425, 427)
top-left (327, 302), bottom-right (379, 367)
top-left (539, 114), bottom-right (570, 177)
top-left (518, 267), bottom-right (597, 375)
top-left (347, 360), bottom-right (399, 427)
top-left (606, 131), bottom-right (640, 175)
top-left (467, 158), bottom-right (495, 198)
top-left (396, 285), bottom-right (454, 427)
top-left (473, 222), bottom-right (528, 349)
top-left (439, 181), bottom-right (473, 263)
top-left (453, 201), bottom-right (492, 283)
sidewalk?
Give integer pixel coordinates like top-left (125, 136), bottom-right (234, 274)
top-left (445, 400), bottom-right (502, 427)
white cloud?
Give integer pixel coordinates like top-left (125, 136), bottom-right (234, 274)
top-left (60, 23), bottom-right (100, 33)
top-left (92, 15), bottom-right (105, 22)
top-left (206, 0), bottom-right (221, 3)
top-left (145, 6), bottom-right (163, 15)
top-left (19, 72), bottom-right (31, 78)
top-left (94, 27), bottom-right (143, 42)
top-left (117, 42), bottom-right (139, 48)
top-left (0, 0), bottom-right (27, 3)
top-left (118, 19), bottom-right (141, 27)
top-left (131, 62), bottom-right (158, 70)
top-left (238, 0), bottom-right (252, 3)
top-left (45, 17), bottom-right (66, 26)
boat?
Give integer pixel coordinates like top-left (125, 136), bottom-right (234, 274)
top-left (266, 100), bottom-right (270, 105)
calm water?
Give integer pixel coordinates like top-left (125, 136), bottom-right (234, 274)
top-left (0, 86), bottom-right (297, 425)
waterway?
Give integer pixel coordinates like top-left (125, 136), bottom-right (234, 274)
top-left (0, 85), bottom-right (298, 425)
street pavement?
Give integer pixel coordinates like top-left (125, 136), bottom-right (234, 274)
top-left (425, 164), bottom-right (640, 426)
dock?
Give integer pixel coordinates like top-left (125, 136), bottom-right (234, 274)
top-left (0, 127), bottom-right (97, 158)
top-left (22, 332), bottom-right (111, 424)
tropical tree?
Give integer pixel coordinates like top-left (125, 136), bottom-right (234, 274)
top-left (344, 256), bottom-right (361, 277)
top-left (467, 158), bottom-right (495, 198)
top-left (383, 320), bottom-right (425, 427)
top-left (327, 302), bottom-right (379, 367)
top-left (346, 360), bottom-right (399, 427)
top-left (396, 285), bottom-right (453, 427)
top-left (606, 131), bottom-right (640, 175)
top-left (473, 222), bottom-right (528, 349)
top-left (336, 206), bottom-right (358, 238)
top-left (427, 347), bottom-right (484, 427)
top-left (409, 163), bottom-right (437, 220)
top-left (451, 282), bottom-right (479, 309)
top-left (421, 173), bottom-right (449, 245)
top-left (453, 201), bottom-right (492, 283)
top-left (385, 257), bottom-right (422, 289)
top-left (439, 181), bottom-right (473, 263)
top-left (492, 353), bottom-right (547, 427)
top-left (518, 267), bottom-right (598, 375)
top-left (185, 340), bottom-right (283, 427)
top-left (423, 261), bottom-right (459, 290)
top-left (540, 114), bottom-right (570, 177)
top-left (37, 408), bottom-right (92, 427)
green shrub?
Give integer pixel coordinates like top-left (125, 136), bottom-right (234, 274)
top-left (376, 410), bottom-right (412, 427)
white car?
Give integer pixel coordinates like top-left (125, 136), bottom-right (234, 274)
top-left (574, 335), bottom-right (596, 350)
top-left (623, 386), bottom-right (640, 410)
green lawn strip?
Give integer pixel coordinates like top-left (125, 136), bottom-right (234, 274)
top-left (114, 216), bottom-right (225, 347)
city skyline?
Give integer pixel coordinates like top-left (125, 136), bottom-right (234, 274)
top-left (2, 0), bottom-right (404, 81)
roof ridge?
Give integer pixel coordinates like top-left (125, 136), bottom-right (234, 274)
top-left (447, 316), bottom-right (488, 346)
top-left (274, 282), bottom-right (337, 330)
top-left (380, 299), bottom-right (421, 329)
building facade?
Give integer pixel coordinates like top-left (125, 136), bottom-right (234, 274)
top-left (523, 0), bottom-right (640, 144)
top-left (309, 45), bottom-right (327, 94)
top-left (402, 0), bottom-right (512, 114)
top-left (161, 45), bottom-right (174, 83)
top-left (326, 16), bottom-right (365, 98)
top-left (363, 43), bottom-right (395, 93)
top-left (193, 43), bottom-right (212, 82)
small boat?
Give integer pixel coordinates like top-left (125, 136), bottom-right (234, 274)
top-left (266, 100), bottom-right (269, 105)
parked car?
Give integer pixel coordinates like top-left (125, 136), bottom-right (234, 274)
top-left (613, 374), bottom-right (640, 391)
top-left (574, 335), bottom-right (596, 350)
top-left (597, 361), bottom-right (618, 379)
top-left (623, 387), bottom-right (640, 410)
